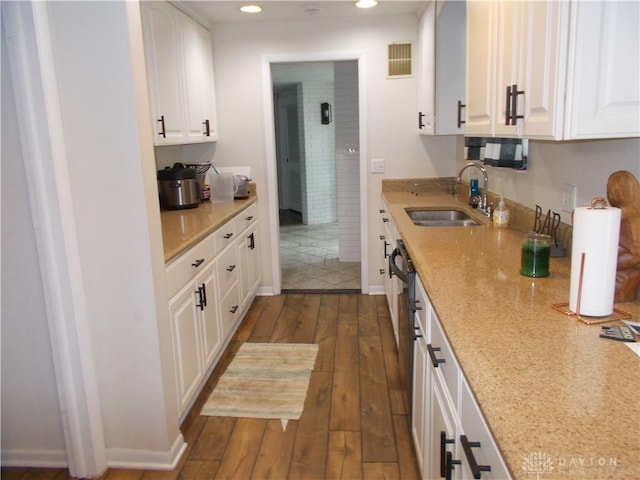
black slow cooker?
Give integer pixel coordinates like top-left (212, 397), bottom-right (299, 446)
top-left (157, 163), bottom-right (200, 210)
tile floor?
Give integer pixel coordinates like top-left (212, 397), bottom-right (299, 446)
top-left (280, 221), bottom-right (361, 291)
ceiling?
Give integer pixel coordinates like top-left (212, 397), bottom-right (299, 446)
top-left (172, 1), bottom-right (426, 27)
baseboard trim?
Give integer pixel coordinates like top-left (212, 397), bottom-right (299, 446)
top-left (1, 448), bottom-right (68, 468)
top-left (368, 285), bottom-right (385, 295)
top-left (256, 286), bottom-right (274, 296)
top-left (105, 433), bottom-right (187, 471)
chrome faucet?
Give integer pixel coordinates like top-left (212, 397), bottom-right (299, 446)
top-left (456, 162), bottom-right (490, 216)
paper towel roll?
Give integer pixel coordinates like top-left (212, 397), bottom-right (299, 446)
top-left (569, 200), bottom-right (621, 316)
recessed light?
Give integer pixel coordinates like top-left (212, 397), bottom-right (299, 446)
top-left (355, 0), bottom-right (378, 8)
top-left (240, 5), bottom-right (263, 14)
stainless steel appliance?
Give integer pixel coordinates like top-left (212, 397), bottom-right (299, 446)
top-left (389, 239), bottom-right (416, 413)
top-left (157, 163), bottom-right (200, 210)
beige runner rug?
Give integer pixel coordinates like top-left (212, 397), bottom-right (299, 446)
top-left (201, 343), bottom-right (318, 428)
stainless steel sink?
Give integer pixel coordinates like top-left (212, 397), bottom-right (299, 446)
top-left (405, 208), bottom-right (480, 227)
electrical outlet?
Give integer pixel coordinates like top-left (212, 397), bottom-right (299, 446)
top-left (371, 158), bottom-right (385, 174)
top-left (562, 183), bottom-right (577, 213)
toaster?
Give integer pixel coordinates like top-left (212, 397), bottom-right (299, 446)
top-left (234, 175), bottom-right (250, 199)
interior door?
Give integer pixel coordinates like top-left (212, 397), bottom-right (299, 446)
top-left (277, 90), bottom-right (302, 213)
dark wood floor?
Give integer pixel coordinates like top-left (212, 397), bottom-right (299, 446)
top-left (2, 294), bottom-right (420, 480)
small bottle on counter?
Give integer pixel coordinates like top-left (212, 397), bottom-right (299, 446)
top-left (493, 196), bottom-right (510, 227)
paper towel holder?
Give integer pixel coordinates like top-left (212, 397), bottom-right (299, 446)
top-left (553, 253), bottom-right (631, 324)
top-left (589, 197), bottom-right (608, 210)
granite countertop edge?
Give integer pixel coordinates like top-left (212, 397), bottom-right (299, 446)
top-left (160, 196), bottom-right (257, 263)
top-left (383, 189), bottom-right (640, 480)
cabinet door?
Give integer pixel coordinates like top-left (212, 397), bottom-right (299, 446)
top-left (180, 14), bottom-right (217, 142)
top-left (434, 0), bottom-right (466, 135)
top-left (519, 1), bottom-right (568, 139)
top-left (419, 1), bottom-right (466, 136)
top-left (168, 283), bottom-right (203, 412)
top-left (460, 378), bottom-right (511, 479)
top-left (246, 223), bottom-right (261, 298)
top-left (141, 2), bottom-right (185, 144)
top-left (198, 261), bottom-right (221, 368)
top-left (494, 0), bottom-right (520, 137)
top-left (566, 1), bottom-right (640, 139)
top-left (196, 19), bottom-right (218, 141)
top-left (417, 2), bottom-right (435, 135)
top-left (411, 331), bottom-right (428, 476)
top-left (237, 229), bottom-right (251, 308)
top-left (428, 378), bottom-right (459, 480)
top-left (465, 0), bottom-right (496, 136)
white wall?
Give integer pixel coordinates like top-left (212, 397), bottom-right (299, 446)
top-left (457, 137), bottom-right (640, 217)
top-left (2, 1), bottom-right (184, 470)
top-left (206, 14), bottom-right (457, 291)
top-left (1, 26), bottom-right (67, 464)
top-left (46, 0), bottom-right (180, 456)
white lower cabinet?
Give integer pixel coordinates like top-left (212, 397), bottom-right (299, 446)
top-left (459, 378), bottom-right (511, 480)
top-left (237, 208), bottom-right (260, 309)
top-left (166, 203), bottom-right (259, 417)
top-left (380, 201), bottom-right (401, 346)
top-left (429, 376), bottom-right (458, 480)
top-left (168, 279), bottom-right (206, 412)
top-left (412, 275), bottom-right (511, 480)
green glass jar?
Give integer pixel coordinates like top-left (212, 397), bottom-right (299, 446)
top-left (520, 233), bottom-right (551, 277)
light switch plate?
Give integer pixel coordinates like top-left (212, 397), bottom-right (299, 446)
top-left (371, 158), bottom-right (385, 174)
top-left (562, 183), bottom-right (577, 213)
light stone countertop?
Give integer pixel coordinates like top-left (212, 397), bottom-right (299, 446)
top-left (383, 190), bottom-right (640, 480)
top-left (160, 196), bottom-right (257, 263)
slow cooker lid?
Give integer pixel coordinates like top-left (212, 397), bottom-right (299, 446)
top-left (157, 162), bottom-right (197, 181)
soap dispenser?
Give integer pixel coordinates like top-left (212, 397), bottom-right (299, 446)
top-left (469, 172), bottom-right (481, 207)
top-left (493, 196), bottom-right (510, 227)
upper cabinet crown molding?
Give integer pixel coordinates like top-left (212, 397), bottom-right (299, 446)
top-left (465, 0), bottom-right (639, 141)
top-left (141, 1), bottom-right (218, 146)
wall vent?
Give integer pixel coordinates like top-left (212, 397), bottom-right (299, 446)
top-left (387, 42), bottom-right (412, 77)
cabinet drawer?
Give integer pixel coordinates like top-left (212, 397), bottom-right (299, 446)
top-left (219, 283), bottom-right (241, 339)
top-left (213, 219), bottom-right (236, 255)
top-left (428, 312), bottom-right (460, 405)
top-left (460, 377), bottom-right (511, 479)
top-left (235, 203), bottom-right (257, 233)
top-left (217, 246), bottom-right (239, 298)
top-left (166, 234), bottom-right (215, 298)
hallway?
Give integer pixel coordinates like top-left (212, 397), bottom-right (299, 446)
top-left (280, 222), bottom-right (361, 291)
top-left (2, 294), bottom-right (419, 479)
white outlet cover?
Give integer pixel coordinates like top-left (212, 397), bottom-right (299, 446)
top-left (562, 183), bottom-right (577, 213)
top-left (371, 158), bottom-right (385, 174)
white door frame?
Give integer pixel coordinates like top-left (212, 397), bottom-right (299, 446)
top-left (2, 2), bottom-right (107, 476)
top-left (275, 88), bottom-right (302, 214)
top-left (261, 52), bottom-right (369, 294)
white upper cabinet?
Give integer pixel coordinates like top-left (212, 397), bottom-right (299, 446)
top-left (565, 1), bottom-right (640, 139)
top-left (464, 0), bottom-right (496, 136)
top-left (141, 1), bottom-right (218, 145)
top-left (465, 0), bottom-right (639, 140)
top-left (494, 0), bottom-right (569, 138)
top-left (418, 1), bottom-right (466, 135)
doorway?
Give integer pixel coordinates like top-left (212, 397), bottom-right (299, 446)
top-left (272, 61), bottom-right (361, 292)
